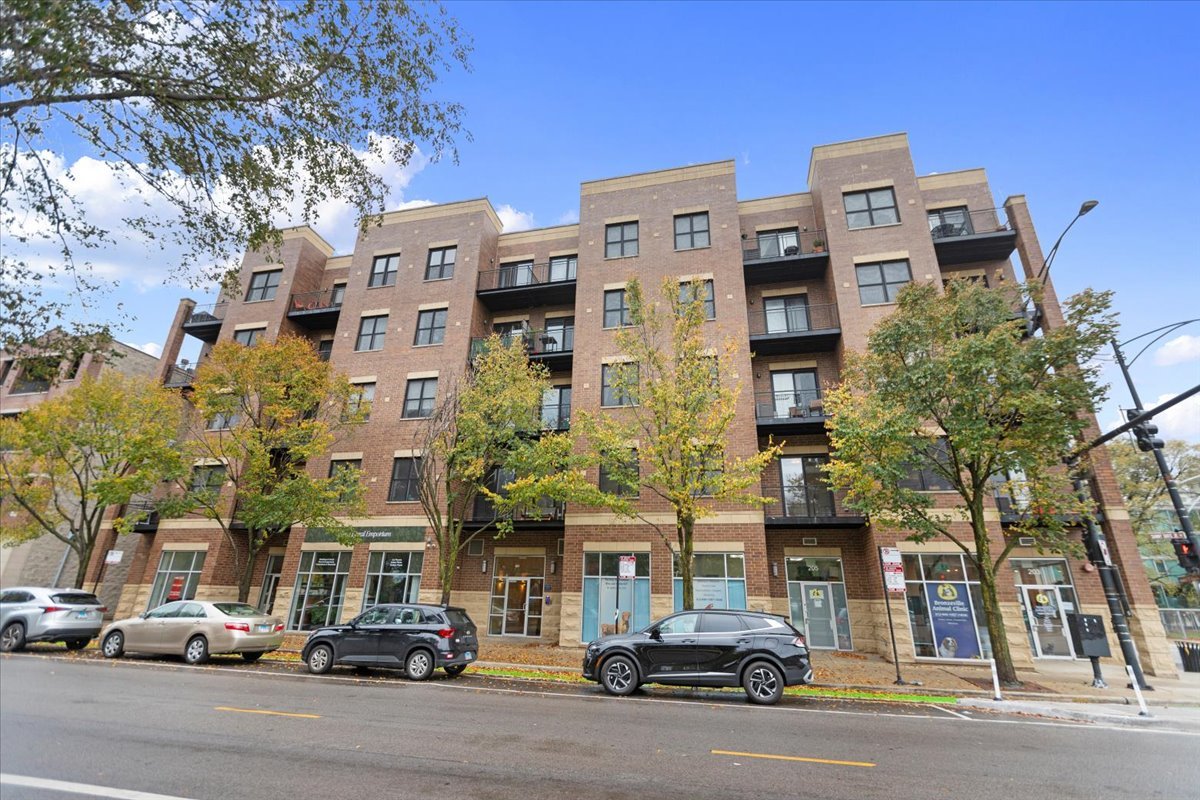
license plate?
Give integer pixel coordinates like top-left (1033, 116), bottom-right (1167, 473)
top-left (76, 611), bottom-right (92, 619)
top-left (463, 652), bottom-right (473, 660)
top-left (256, 624), bottom-right (271, 633)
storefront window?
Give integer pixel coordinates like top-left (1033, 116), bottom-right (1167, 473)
top-left (363, 550), bottom-right (423, 609)
top-left (582, 552), bottom-right (650, 642)
top-left (902, 553), bottom-right (991, 660)
top-left (785, 557), bottom-right (852, 650)
top-left (288, 551), bottom-right (351, 631)
top-left (672, 552), bottom-right (747, 612)
top-left (489, 556), bottom-right (545, 637)
top-left (147, 550), bottom-right (206, 610)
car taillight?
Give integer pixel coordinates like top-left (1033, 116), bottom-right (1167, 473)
top-left (40, 606), bottom-right (68, 614)
top-left (437, 627), bottom-right (456, 639)
top-left (98, 607), bottom-right (108, 613)
top-left (274, 623), bottom-right (284, 632)
top-left (225, 622), bottom-right (251, 632)
top-left (792, 635), bottom-right (807, 648)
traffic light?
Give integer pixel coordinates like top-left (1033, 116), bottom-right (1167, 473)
top-left (1173, 538), bottom-right (1200, 573)
top-left (1133, 420), bottom-right (1164, 452)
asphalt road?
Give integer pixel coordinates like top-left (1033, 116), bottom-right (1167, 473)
top-left (1, 654), bottom-right (1196, 800)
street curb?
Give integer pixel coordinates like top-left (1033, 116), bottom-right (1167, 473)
top-left (957, 698), bottom-right (1160, 726)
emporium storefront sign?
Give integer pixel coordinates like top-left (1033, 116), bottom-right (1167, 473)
top-left (304, 525), bottom-right (424, 544)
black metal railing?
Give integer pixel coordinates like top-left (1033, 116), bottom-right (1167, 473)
top-left (753, 390), bottom-right (825, 422)
top-left (777, 484), bottom-right (837, 518)
top-left (477, 261), bottom-right (577, 291)
top-left (472, 495), bottom-right (566, 522)
top-left (163, 363), bottom-right (196, 388)
top-left (185, 303), bottom-right (227, 326)
top-left (470, 328), bottom-right (575, 360)
top-left (928, 208), bottom-right (1011, 240)
top-left (288, 288), bottom-right (343, 313)
top-left (541, 405), bottom-right (571, 431)
top-left (124, 499), bottom-right (160, 530)
top-left (742, 229), bottom-right (827, 262)
top-left (747, 303), bottom-right (839, 336)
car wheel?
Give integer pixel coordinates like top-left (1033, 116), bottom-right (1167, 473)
top-left (241, 652), bottom-right (263, 663)
top-left (405, 649), bottom-right (434, 681)
top-left (444, 663), bottom-right (467, 677)
top-left (306, 643), bottom-right (334, 674)
top-left (101, 631), bottom-right (124, 659)
top-left (65, 639), bottom-right (89, 651)
top-left (183, 635), bottom-right (209, 665)
top-left (0, 622), bottom-right (26, 652)
top-left (743, 661), bottom-right (784, 705)
top-left (600, 654), bottom-right (638, 696)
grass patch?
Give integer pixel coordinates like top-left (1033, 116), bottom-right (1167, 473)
top-left (472, 666), bottom-right (588, 683)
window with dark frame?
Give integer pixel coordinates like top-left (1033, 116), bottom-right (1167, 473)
top-left (927, 206), bottom-right (974, 238)
top-left (603, 289), bottom-right (632, 328)
top-left (674, 212), bottom-right (710, 250)
top-left (205, 411), bottom-right (238, 431)
top-left (601, 363), bottom-right (637, 407)
top-left (599, 449), bottom-right (638, 497)
top-left (316, 339), bottom-right (334, 361)
top-left (347, 382), bottom-right (374, 422)
top-left (233, 327), bottom-right (265, 346)
top-left (190, 465), bottom-right (226, 493)
top-left (548, 254), bottom-right (577, 283)
top-left (355, 315), bottom-right (388, 351)
top-left (413, 309), bottom-right (447, 346)
top-left (328, 459), bottom-right (362, 503)
top-left (543, 316), bottom-right (574, 353)
top-left (425, 246), bottom-right (457, 280)
top-left (844, 188), bottom-right (899, 229)
top-left (855, 260), bottom-right (912, 305)
top-left (678, 280), bottom-right (716, 319)
top-left (387, 457), bottom-right (422, 502)
top-left (898, 439), bottom-right (955, 492)
top-left (369, 253), bottom-right (400, 287)
top-left (330, 283), bottom-right (346, 306)
top-left (0, 359), bottom-right (12, 386)
top-left (245, 269), bottom-right (282, 302)
top-left (403, 378), bottom-right (438, 418)
top-left (605, 222), bottom-right (639, 258)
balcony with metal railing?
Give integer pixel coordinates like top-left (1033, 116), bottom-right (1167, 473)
top-left (123, 499), bottom-right (160, 532)
top-left (742, 229), bottom-right (830, 285)
top-left (476, 260), bottom-right (577, 311)
top-left (764, 484), bottom-right (865, 528)
top-left (287, 288), bottom-right (343, 330)
top-left (753, 390), bottom-right (828, 434)
top-left (182, 303), bottom-right (227, 343)
top-left (470, 327), bottom-right (574, 371)
top-left (541, 404), bottom-right (571, 432)
top-left (747, 303), bottom-right (841, 355)
top-left (471, 495), bottom-right (566, 527)
top-left (163, 362), bottom-right (197, 389)
top-left (928, 207), bottom-right (1017, 267)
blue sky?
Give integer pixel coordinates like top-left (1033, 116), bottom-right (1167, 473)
top-left (33, 1), bottom-right (1200, 440)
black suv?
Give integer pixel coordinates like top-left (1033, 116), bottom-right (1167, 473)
top-left (302, 604), bottom-right (478, 680)
top-left (582, 609), bottom-right (813, 705)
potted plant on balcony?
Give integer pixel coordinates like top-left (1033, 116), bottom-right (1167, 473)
top-left (812, 238), bottom-right (826, 253)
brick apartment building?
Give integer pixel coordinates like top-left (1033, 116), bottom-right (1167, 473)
top-left (0, 336), bottom-right (160, 607)
top-left (90, 132), bottom-right (1176, 675)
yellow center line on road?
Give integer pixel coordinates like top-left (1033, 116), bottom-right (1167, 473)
top-left (214, 706), bottom-right (320, 719)
top-left (710, 749), bottom-right (875, 768)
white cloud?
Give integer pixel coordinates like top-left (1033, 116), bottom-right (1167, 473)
top-left (132, 341), bottom-right (162, 358)
top-left (495, 204), bottom-right (536, 232)
top-left (1153, 392), bottom-right (1200, 443)
top-left (556, 209), bottom-right (579, 225)
top-left (1153, 334), bottom-right (1200, 367)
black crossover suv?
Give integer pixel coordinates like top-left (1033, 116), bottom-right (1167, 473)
top-left (302, 604), bottom-right (478, 680)
top-left (582, 609), bottom-right (813, 705)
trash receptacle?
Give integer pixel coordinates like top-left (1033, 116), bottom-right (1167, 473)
top-left (1177, 641), bottom-right (1200, 673)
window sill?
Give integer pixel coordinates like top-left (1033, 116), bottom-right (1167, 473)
top-left (243, 298), bottom-right (276, 305)
top-left (847, 221), bottom-right (903, 231)
top-left (859, 301), bottom-right (898, 308)
top-left (384, 500), bottom-right (420, 505)
top-left (423, 275), bottom-right (455, 283)
top-left (674, 245), bottom-right (712, 253)
top-left (412, 342), bottom-right (445, 348)
top-left (366, 283), bottom-right (397, 290)
top-left (599, 404), bottom-right (638, 409)
top-left (400, 415), bottom-right (432, 421)
top-left (353, 347), bottom-right (386, 353)
top-left (604, 254), bottom-right (640, 261)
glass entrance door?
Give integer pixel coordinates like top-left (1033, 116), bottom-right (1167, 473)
top-left (1020, 585), bottom-right (1076, 659)
top-left (489, 556), bottom-right (544, 637)
top-left (785, 558), bottom-right (853, 651)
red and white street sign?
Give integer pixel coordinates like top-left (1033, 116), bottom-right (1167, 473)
top-left (880, 547), bottom-right (906, 594)
top-left (618, 555), bottom-right (637, 579)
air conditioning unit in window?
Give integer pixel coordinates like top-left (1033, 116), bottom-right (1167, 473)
top-left (802, 537), bottom-right (818, 546)
top-left (1018, 536), bottom-right (1035, 547)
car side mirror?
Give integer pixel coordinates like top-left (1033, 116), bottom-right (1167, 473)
top-left (349, 620), bottom-right (359, 629)
top-left (139, 612), bottom-right (149, 619)
top-left (648, 627), bottom-right (662, 641)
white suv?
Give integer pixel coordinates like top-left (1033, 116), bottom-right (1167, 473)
top-left (0, 587), bottom-right (106, 651)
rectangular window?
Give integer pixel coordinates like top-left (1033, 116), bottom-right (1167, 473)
top-left (347, 382), bottom-right (374, 422)
top-left (543, 316), bottom-right (575, 353)
top-left (603, 289), bottom-right (632, 328)
top-left (763, 294), bottom-right (810, 333)
top-left (205, 411), bottom-right (238, 431)
top-left (582, 551), bottom-right (651, 642)
top-left (601, 363), bottom-right (637, 407)
top-left (387, 457), bottom-right (422, 502)
top-left (548, 254), bottom-right (577, 283)
top-left (605, 221), bottom-right (639, 258)
top-left (541, 385), bottom-right (572, 431)
top-left (425, 246), bottom-right (457, 280)
top-left (369, 253), bottom-right (400, 288)
top-left (678, 280), bottom-right (715, 320)
top-left (328, 459), bottom-right (362, 503)
top-left (898, 439), bottom-right (955, 491)
top-left (779, 456), bottom-right (834, 516)
top-left (903, 552), bottom-right (991, 660)
top-left (403, 378), bottom-right (437, 418)
top-left (190, 465), bottom-right (226, 494)
top-left (0, 359), bottom-right (12, 386)
top-left (147, 550), bottom-right (207, 609)
top-left (673, 552), bottom-right (747, 613)
top-left (599, 449), bottom-right (638, 497)
top-left (928, 206), bottom-right (974, 238)
top-left (497, 260), bottom-right (534, 288)
top-left (855, 259), bottom-right (912, 305)
top-left (355, 315), bottom-right (388, 351)
top-left (330, 283), bottom-right (346, 306)
top-left (413, 309), bottom-right (447, 346)
top-left (288, 550), bottom-right (351, 631)
top-left (674, 212), bottom-right (710, 250)
top-left (316, 339), bottom-right (334, 361)
top-left (756, 228), bottom-right (800, 259)
top-left (844, 188), bottom-right (899, 229)
top-left (363, 550), bottom-right (424, 608)
top-left (67, 354), bottom-right (85, 379)
top-left (233, 327), bottom-right (265, 346)
top-left (245, 269), bottom-right (282, 302)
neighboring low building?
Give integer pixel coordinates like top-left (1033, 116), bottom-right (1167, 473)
top-left (1139, 501), bottom-right (1200, 641)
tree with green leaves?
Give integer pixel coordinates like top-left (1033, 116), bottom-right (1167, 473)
top-left (1, 0), bottom-right (470, 352)
top-left (159, 335), bottom-right (365, 603)
top-left (0, 373), bottom-right (184, 588)
top-left (558, 278), bottom-right (783, 611)
top-left (824, 279), bottom-right (1117, 685)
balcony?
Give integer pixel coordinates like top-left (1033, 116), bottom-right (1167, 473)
top-left (748, 303), bottom-right (841, 355)
top-left (470, 328), bottom-right (574, 371)
top-left (742, 230), bottom-right (830, 285)
top-left (181, 303), bottom-right (226, 343)
top-left (124, 500), bottom-right (160, 532)
top-left (287, 289), bottom-right (342, 330)
top-left (477, 261), bottom-right (577, 311)
top-left (764, 485), bottom-right (865, 528)
top-left (471, 495), bottom-right (566, 528)
top-left (163, 363), bottom-right (196, 389)
top-left (753, 390), bottom-right (828, 435)
top-left (929, 208), bottom-right (1017, 267)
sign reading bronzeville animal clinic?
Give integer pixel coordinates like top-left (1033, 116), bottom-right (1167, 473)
top-left (925, 582), bottom-right (980, 659)
top-left (304, 526), bottom-right (424, 544)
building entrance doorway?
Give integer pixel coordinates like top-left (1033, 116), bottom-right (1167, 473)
top-left (489, 556), bottom-right (544, 637)
top-left (1018, 585), bottom-right (1077, 659)
top-left (785, 557), bottom-right (852, 650)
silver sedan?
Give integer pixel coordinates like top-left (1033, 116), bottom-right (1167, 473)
top-left (100, 600), bottom-right (284, 664)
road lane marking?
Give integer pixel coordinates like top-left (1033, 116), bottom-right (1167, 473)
top-left (0, 773), bottom-right (196, 799)
top-left (935, 705), bottom-right (972, 720)
top-left (711, 749), bottom-right (876, 768)
top-left (214, 705), bottom-right (320, 719)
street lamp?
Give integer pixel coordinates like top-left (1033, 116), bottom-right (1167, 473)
top-left (1036, 200), bottom-right (1100, 282)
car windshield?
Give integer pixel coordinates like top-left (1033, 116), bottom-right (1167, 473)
top-left (51, 593), bottom-right (100, 606)
top-left (214, 603), bottom-right (262, 617)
